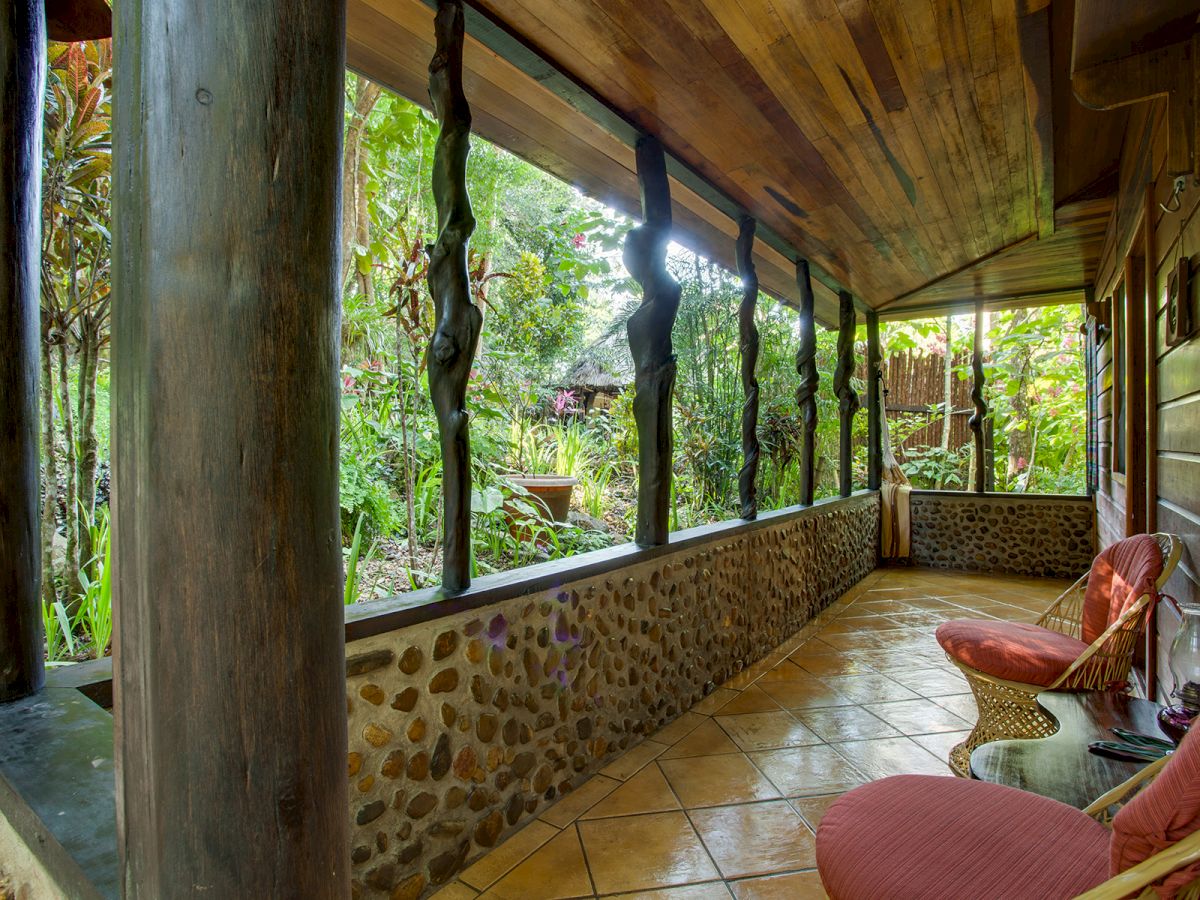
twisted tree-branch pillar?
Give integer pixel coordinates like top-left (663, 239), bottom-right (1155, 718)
top-left (795, 260), bottom-right (819, 506)
top-left (866, 309), bottom-right (883, 492)
top-left (0, 0), bottom-right (46, 702)
top-left (969, 299), bottom-right (988, 494)
top-left (625, 136), bottom-right (680, 547)
top-left (835, 290), bottom-right (861, 498)
top-left (427, 0), bottom-right (482, 590)
top-left (736, 216), bottom-right (760, 520)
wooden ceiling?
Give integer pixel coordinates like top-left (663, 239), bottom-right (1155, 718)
top-left (347, 0), bottom-right (1126, 321)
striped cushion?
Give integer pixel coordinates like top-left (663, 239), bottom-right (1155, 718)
top-left (1082, 534), bottom-right (1162, 645)
top-left (1110, 727), bottom-right (1200, 896)
top-left (817, 775), bottom-right (1109, 900)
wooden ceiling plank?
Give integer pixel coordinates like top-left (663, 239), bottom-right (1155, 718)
top-left (835, 0), bottom-right (908, 113)
top-left (753, 0), bottom-right (950, 283)
top-left (992, 0), bottom-right (1036, 240)
top-left (898, 0), bottom-right (998, 251)
top-left (868, 0), bottom-right (987, 260)
top-left (930, 0), bottom-right (1006, 247)
top-left (940, 0), bottom-right (1015, 245)
top-left (1017, 2), bottom-right (1056, 237)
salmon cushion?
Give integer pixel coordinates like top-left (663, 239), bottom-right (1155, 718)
top-left (816, 775), bottom-right (1110, 900)
top-left (936, 618), bottom-right (1090, 687)
top-left (1111, 727), bottom-right (1200, 897)
top-left (1082, 534), bottom-right (1163, 645)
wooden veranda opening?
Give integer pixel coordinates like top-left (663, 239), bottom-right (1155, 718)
top-left (2, 0), bottom-right (1197, 897)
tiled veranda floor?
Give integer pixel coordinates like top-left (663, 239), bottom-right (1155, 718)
top-left (431, 567), bottom-right (1073, 900)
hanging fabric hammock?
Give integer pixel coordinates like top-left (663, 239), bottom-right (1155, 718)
top-left (878, 375), bottom-right (912, 560)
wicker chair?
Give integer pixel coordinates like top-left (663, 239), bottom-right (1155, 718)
top-left (816, 731), bottom-right (1200, 899)
top-left (939, 533), bottom-right (1181, 777)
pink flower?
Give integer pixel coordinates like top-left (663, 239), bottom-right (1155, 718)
top-left (342, 374), bottom-right (356, 391)
top-left (572, 233), bottom-right (586, 250)
top-left (552, 389), bottom-right (578, 416)
top-left (1016, 456), bottom-right (1028, 470)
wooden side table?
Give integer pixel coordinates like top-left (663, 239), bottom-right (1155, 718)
top-left (969, 692), bottom-right (1166, 809)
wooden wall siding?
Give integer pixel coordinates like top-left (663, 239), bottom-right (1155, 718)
top-left (1090, 96), bottom-right (1200, 702)
top-left (348, 0), bottom-right (1122, 318)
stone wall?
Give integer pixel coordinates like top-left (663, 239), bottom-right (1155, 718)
top-left (342, 493), bottom-right (879, 898)
top-left (909, 492), bottom-right (1095, 578)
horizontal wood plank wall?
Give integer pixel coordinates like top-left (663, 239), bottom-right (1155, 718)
top-left (1092, 98), bottom-right (1200, 701)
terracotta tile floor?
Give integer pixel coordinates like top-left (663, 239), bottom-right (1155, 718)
top-left (436, 567), bottom-right (1072, 900)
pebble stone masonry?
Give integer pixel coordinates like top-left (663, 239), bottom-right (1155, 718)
top-left (909, 492), bottom-right (1096, 578)
top-left (342, 493), bottom-right (880, 898)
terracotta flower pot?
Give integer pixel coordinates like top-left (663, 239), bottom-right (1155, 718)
top-left (504, 475), bottom-right (578, 538)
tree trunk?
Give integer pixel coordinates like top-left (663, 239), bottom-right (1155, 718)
top-left (340, 76), bottom-right (383, 290)
top-left (40, 330), bottom-right (58, 606)
top-left (76, 314), bottom-right (101, 575)
top-left (56, 337), bottom-right (81, 600)
top-left (937, 314), bottom-right (952, 489)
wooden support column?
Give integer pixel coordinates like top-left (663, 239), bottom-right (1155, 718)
top-left (1124, 250), bottom-right (1147, 537)
top-left (112, 1), bottom-right (350, 895)
top-left (625, 135), bottom-right (681, 547)
top-left (795, 260), bottom-right (819, 506)
top-left (969, 300), bottom-right (988, 494)
top-left (0, 0), bottom-right (46, 703)
top-left (736, 217), bottom-right (760, 520)
top-left (427, 0), bottom-right (482, 591)
top-left (866, 309), bottom-right (883, 492)
top-left (834, 291), bottom-right (861, 498)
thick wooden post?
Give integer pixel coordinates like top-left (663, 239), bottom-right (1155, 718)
top-left (834, 291), bottom-right (861, 498)
top-left (866, 309), bottom-right (883, 492)
top-left (736, 217), bottom-right (760, 520)
top-left (112, 2), bottom-right (350, 896)
top-left (969, 300), bottom-right (988, 494)
top-left (795, 260), bottom-right (819, 506)
top-left (427, 0), bottom-right (482, 591)
top-left (0, 0), bottom-right (46, 703)
top-left (625, 136), bottom-right (681, 546)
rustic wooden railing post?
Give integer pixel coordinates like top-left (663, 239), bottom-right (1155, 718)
top-left (625, 135), bottom-right (681, 547)
top-left (0, 0), bottom-right (46, 703)
top-left (834, 290), bottom-right (861, 498)
top-left (427, 0), bottom-right (482, 591)
top-left (969, 299), bottom-right (988, 493)
top-left (866, 309), bottom-right (883, 492)
top-left (736, 216), bottom-right (760, 520)
top-left (795, 260), bottom-right (819, 506)
top-left (112, 1), bottom-right (350, 895)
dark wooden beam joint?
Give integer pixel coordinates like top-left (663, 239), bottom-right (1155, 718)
top-left (795, 260), bottom-right (819, 506)
top-left (969, 301), bottom-right (988, 494)
top-left (834, 290), bottom-right (861, 499)
top-left (866, 310), bottom-right (883, 492)
top-left (427, 0), bottom-right (482, 591)
top-left (0, 0), bottom-right (47, 702)
top-left (1071, 1), bottom-right (1200, 178)
top-left (625, 135), bottom-right (681, 547)
top-left (736, 216), bottom-right (760, 520)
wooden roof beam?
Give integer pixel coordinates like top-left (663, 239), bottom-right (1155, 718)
top-left (1071, 0), bottom-right (1200, 177)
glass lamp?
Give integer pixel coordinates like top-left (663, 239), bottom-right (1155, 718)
top-left (1158, 604), bottom-right (1200, 743)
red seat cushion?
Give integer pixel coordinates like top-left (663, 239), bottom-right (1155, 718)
top-left (1082, 534), bottom-right (1163, 644)
top-left (816, 775), bottom-right (1110, 900)
top-left (1111, 727), bottom-right (1200, 896)
top-left (936, 618), bottom-right (1090, 687)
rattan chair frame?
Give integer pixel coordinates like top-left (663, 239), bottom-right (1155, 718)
top-left (945, 534), bottom-right (1182, 777)
top-left (1074, 754), bottom-right (1200, 899)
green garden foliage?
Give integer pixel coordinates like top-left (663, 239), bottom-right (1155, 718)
top-left (36, 67), bottom-right (1089, 628)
